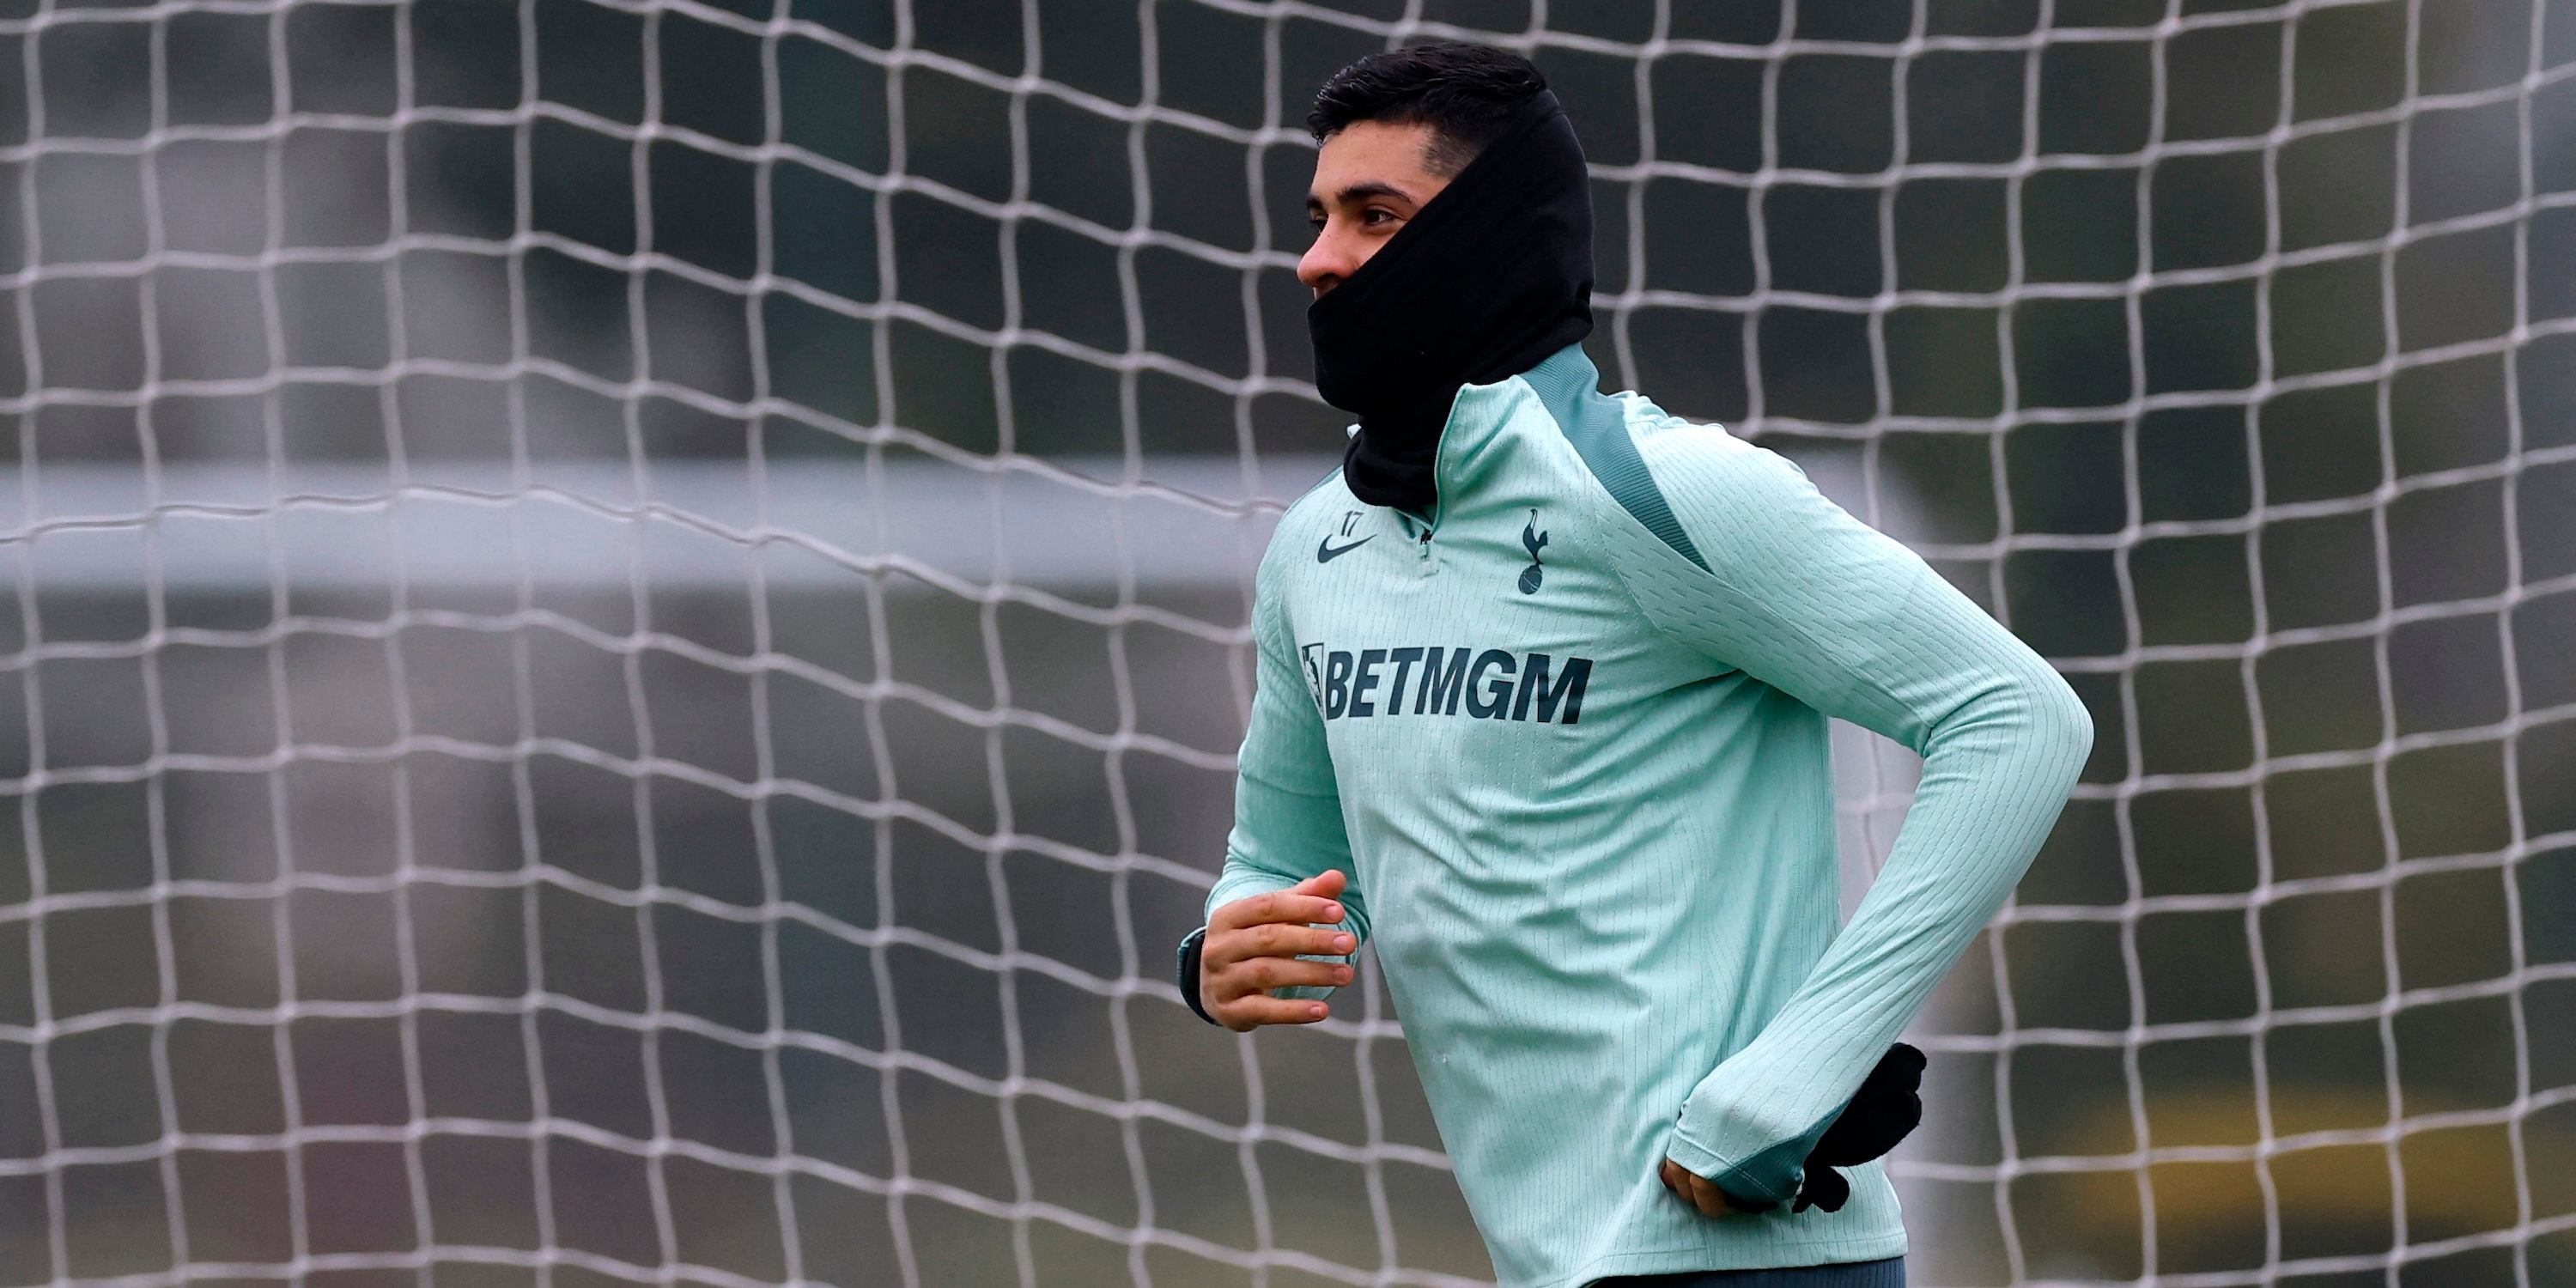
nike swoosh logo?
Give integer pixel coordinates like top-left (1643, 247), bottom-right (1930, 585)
top-left (1315, 534), bottom-right (1376, 563)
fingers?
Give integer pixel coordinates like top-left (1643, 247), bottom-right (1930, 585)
top-left (1658, 1159), bottom-right (1736, 1220)
top-left (1683, 1171), bottom-right (1735, 1219)
top-left (1208, 922), bottom-right (1355, 968)
top-left (1239, 957), bottom-right (1352, 991)
top-left (1211, 882), bottom-right (1347, 933)
top-left (1209, 958), bottom-right (1352, 1010)
top-left (1203, 954), bottom-right (1353, 1030)
top-left (1200, 872), bottom-right (1358, 1032)
top-left (1212, 993), bottom-right (1332, 1032)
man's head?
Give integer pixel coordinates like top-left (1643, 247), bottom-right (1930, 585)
top-left (1297, 40), bottom-right (1592, 490)
top-left (1297, 42), bottom-right (1549, 296)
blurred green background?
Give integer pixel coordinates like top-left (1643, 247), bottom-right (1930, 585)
top-left (0, 0), bottom-right (2571, 1285)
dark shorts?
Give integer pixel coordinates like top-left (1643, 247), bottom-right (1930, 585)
top-left (1590, 1257), bottom-right (1905, 1287)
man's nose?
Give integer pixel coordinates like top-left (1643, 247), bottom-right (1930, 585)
top-left (1297, 228), bottom-right (1357, 295)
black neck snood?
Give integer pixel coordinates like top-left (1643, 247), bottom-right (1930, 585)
top-left (1309, 90), bottom-right (1596, 514)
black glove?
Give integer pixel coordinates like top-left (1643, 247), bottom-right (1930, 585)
top-left (1789, 1042), bottom-right (1927, 1213)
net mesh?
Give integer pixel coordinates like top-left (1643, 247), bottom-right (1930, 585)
top-left (3, 0), bottom-right (2573, 1285)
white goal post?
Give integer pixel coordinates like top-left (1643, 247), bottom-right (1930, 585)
top-left (2, 1), bottom-right (2572, 1286)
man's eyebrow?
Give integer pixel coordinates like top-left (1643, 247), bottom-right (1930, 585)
top-left (1307, 180), bottom-right (1411, 210)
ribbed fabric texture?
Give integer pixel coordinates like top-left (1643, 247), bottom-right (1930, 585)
top-left (1205, 346), bottom-right (2091, 1288)
top-left (1592, 1255), bottom-right (1905, 1286)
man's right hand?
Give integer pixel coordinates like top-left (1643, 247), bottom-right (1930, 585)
top-left (1200, 869), bottom-right (1358, 1031)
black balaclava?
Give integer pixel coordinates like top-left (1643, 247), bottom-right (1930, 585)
top-left (1308, 88), bottom-right (1595, 515)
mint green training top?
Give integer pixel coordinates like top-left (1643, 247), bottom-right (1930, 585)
top-left (1204, 344), bottom-right (2093, 1288)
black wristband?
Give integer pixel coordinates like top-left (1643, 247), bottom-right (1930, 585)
top-left (1176, 926), bottom-right (1219, 1025)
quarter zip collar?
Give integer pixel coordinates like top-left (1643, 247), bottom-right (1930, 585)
top-left (1366, 340), bottom-right (1596, 532)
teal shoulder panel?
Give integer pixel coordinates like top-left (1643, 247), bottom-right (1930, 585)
top-left (1521, 345), bottom-right (1710, 572)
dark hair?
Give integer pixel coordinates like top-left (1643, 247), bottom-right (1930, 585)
top-left (1307, 42), bottom-right (1548, 176)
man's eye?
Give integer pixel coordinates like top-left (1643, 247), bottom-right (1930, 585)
top-left (1364, 209), bottom-right (1397, 226)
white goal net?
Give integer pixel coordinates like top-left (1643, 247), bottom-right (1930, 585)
top-left (3, 1), bottom-right (2572, 1285)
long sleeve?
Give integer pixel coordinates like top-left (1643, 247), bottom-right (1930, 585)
top-left (1202, 544), bottom-right (1370, 997)
top-left (1620, 428), bottom-right (2092, 1206)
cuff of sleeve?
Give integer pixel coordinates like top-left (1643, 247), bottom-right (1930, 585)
top-left (1666, 1109), bottom-right (1826, 1211)
top-left (1176, 927), bottom-right (1219, 1026)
